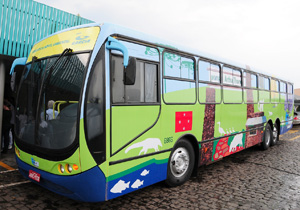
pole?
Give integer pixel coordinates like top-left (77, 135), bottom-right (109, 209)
top-left (0, 61), bottom-right (5, 157)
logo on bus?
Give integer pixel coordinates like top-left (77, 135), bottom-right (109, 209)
top-left (73, 33), bottom-right (90, 45)
top-left (31, 157), bottom-right (39, 168)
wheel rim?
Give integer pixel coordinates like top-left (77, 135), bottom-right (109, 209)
top-left (273, 126), bottom-right (278, 142)
top-left (170, 147), bottom-right (190, 178)
top-left (265, 127), bottom-right (271, 145)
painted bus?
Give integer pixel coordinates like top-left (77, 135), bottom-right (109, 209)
top-left (10, 23), bottom-right (294, 202)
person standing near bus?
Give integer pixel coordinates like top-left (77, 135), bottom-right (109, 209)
top-left (8, 98), bottom-right (15, 150)
top-left (1, 100), bottom-right (12, 154)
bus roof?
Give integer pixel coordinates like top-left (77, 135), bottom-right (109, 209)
top-left (31, 22), bottom-right (292, 84)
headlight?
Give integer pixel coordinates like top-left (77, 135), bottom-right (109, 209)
top-left (58, 164), bottom-right (64, 173)
top-left (65, 164), bottom-right (72, 173)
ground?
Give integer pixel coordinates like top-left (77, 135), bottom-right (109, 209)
top-left (1, 125), bottom-right (300, 209)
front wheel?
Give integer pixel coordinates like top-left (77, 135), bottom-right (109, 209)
top-left (165, 140), bottom-right (195, 187)
top-left (261, 123), bottom-right (272, 150)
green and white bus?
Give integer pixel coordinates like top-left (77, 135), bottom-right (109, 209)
top-left (10, 23), bottom-right (294, 202)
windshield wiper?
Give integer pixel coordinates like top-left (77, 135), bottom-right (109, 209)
top-left (43, 48), bottom-right (73, 86)
top-left (35, 48), bottom-right (73, 145)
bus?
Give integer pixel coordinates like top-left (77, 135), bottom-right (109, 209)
top-left (10, 23), bottom-right (294, 202)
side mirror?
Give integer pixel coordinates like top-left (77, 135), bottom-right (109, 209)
top-left (10, 57), bottom-right (27, 75)
top-left (10, 57), bottom-right (27, 92)
top-left (124, 57), bottom-right (136, 85)
top-left (106, 36), bottom-right (129, 67)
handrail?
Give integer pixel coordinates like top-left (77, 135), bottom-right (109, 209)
top-left (52, 101), bottom-right (78, 118)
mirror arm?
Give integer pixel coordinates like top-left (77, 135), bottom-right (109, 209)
top-left (106, 36), bottom-right (129, 67)
top-left (10, 57), bottom-right (27, 75)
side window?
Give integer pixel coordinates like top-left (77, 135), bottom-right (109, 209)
top-left (288, 83), bottom-right (293, 106)
top-left (259, 76), bottom-right (270, 103)
top-left (164, 52), bottom-right (194, 80)
top-left (280, 81), bottom-right (287, 104)
top-left (199, 60), bottom-right (220, 83)
top-left (163, 51), bottom-right (196, 104)
top-left (243, 71), bottom-right (258, 103)
top-left (280, 82), bottom-right (287, 93)
top-left (259, 76), bottom-right (270, 90)
top-left (145, 63), bottom-right (158, 102)
top-left (243, 72), bottom-right (257, 89)
top-left (111, 55), bottom-right (158, 103)
top-left (198, 60), bottom-right (221, 103)
top-left (271, 80), bottom-right (279, 92)
top-left (264, 78), bottom-right (270, 90)
top-left (223, 67), bottom-right (242, 86)
top-left (288, 84), bottom-right (293, 94)
top-left (222, 66), bottom-right (242, 103)
top-left (271, 79), bottom-right (280, 103)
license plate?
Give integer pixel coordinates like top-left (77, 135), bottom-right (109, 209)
top-left (29, 170), bottom-right (41, 182)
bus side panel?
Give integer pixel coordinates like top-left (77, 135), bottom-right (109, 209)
top-left (106, 158), bottom-right (168, 200)
top-left (280, 104), bottom-right (294, 134)
top-left (200, 102), bottom-right (267, 165)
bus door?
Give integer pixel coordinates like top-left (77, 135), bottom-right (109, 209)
top-left (107, 38), bottom-right (161, 158)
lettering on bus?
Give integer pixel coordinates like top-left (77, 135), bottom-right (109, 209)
top-left (164, 136), bottom-right (173, 144)
top-left (223, 74), bottom-right (241, 85)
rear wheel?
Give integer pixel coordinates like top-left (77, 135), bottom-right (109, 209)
top-left (271, 123), bottom-right (279, 146)
top-left (165, 140), bottom-right (195, 187)
top-left (261, 123), bottom-right (272, 150)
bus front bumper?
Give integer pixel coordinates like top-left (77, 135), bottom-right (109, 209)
top-left (16, 156), bottom-right (106, 202)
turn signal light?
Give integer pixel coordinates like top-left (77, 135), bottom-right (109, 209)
top-left (73, 164), bottom-right (79, 171)
top-left (15, 147), bottom-right (20, 157)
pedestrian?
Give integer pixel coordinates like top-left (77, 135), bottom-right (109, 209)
top-left (8, 98), bottom-right (15, 149)
top-left (2, 100), bottom-right (12, 154)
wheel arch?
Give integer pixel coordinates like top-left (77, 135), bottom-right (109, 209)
top-left (275, 118), bottom-right (281, 135)
top-left (173, 134), bottom-right (199, 177)
top-left (268, 119), bottom-right (273, 131)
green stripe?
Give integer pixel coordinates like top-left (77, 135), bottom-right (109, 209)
top-left (107, 158), bottom-right (168, 182)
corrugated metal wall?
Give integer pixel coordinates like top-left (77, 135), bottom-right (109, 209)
top-left (0, 0), bottom-right (94, 58)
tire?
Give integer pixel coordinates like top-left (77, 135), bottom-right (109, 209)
top-left (271, 123), bottom-right (279, 146)
top-left (165, 140), bottom-right (195, 187)
top-left (261, 123), bottom-right (272, 150)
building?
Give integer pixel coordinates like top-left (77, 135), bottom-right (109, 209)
top-left (0, 0), bottom-right (94, 153)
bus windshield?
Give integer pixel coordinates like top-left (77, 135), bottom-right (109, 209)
top-left (15, 52), bottom-right (90, 150)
